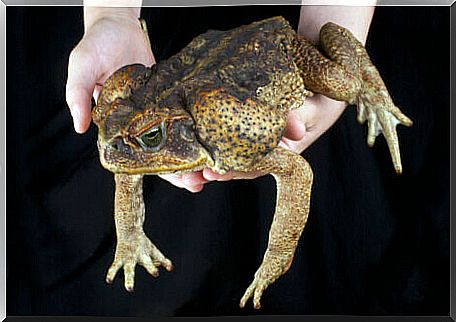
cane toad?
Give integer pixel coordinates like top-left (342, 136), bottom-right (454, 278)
top-left (92, 16), bottom-right (412, 309)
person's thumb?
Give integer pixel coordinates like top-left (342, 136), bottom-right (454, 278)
top-left (66, 45), bottom-right (99, 134)
top-left (283, 108), bottom-right (307, 141)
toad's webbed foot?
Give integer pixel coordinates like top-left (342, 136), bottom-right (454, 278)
top-left (106, 231), bottom-right (173, 292)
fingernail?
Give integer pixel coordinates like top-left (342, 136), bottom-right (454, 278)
top-left (188, 184), bottom-right (204, 193)
top-left (202, 169), bottom-right (222, 181)
top-left (283, 115), bottom-right (306, 141)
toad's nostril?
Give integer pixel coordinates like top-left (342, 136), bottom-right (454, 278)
top-left (111, 137), bottom-right (131, 154)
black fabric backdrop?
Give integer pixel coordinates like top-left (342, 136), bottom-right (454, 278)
top-left (7, 5), bottom-right (449, 317)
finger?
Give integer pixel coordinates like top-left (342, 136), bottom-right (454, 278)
top-left (181, 172), bottom-right (208, 187)
top-left (239, 282), bottom-right (255, 308)
top-left (66, 46), bottom-right (98, 134)
top-left (253, 282), bottom-right (267, 309)
top-left (155, 256), bottom-right (174, 272)
top-left (357, 98), bottom-right (367, 124)
top-left (391, 105), bottom-right (413, 127)
top-left (159, 173), bottom-right (206, 193)
top-left (106, 259), bottom-right (123, 284)
top-left (367, 110), bottom-right (378, 147)
top-left (139, 255), bottom-right (159, 278)
top-left (159, 174), bottom-right (186, 189)
top-left (123, 260), bottom-right (136, 292)
top-left (162, 259), bottom-right (174, 272)
top-left (283, 109), bottom-right (307, 141)
top-left (279, 136), bottom-right (312, 154)
top-left (379, 110), bottom-right (402, 174)
top-left (203, 169), bottom-right (262, 181)
top-left (202, 169), bottom-right (234, 181)
top-left (148, 243), bottom-right (174, 271)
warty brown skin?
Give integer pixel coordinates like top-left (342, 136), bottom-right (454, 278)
top-left (92, 16), bottom-right (412, 309)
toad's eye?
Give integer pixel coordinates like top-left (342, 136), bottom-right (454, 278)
top-left (137, 123), bottom-right (165, 151)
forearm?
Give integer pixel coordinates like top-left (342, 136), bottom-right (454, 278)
top-left (298, 2), bottom-right (376, 45)
top-left (83, 0), bottom-right (142, 31)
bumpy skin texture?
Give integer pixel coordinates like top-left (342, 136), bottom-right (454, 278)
top-left (92, 16), bottom-right (412, 309)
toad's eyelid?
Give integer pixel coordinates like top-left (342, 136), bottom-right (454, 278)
top-left (143, 127), bottom-right (160, 138)
top-left (135, 121), bottom-right (164, 137)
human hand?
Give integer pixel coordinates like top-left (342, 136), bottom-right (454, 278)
top-left (161, 95), bottom-right (347, 191)
top-left (65, 8), bottom-right (205, 192)
top-left (66, 8), bottom-right (154, 134)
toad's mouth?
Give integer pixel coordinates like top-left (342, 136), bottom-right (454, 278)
top-left (97, 140), bottom-right (210, 175)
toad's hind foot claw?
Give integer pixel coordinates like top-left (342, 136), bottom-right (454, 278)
top-left (239, 250), bottom-right (294, 309)
top-left (239, 276), bottom-right (268, 309)
top-left (106, 232), bottom-right (173, 292)
top-left (356, 90), bottom-right (413, 174)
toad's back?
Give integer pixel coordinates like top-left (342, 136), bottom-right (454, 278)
top-left (150, 16), bottom-right (303, 101)
top-left (146, 16), bottom-right (310, 172)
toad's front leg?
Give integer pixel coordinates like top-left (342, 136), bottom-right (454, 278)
top-left (106, 174), bottom-right (173, 292)
top-left (239, 147), bottom-right (313, 309)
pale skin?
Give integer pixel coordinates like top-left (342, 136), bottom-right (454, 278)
top-left (66, 1), bottom-right (376, 190)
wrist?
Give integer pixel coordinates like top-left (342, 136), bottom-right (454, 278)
top-left (83, 1), bottom-right (142, 32)
top-left (297, 4), bottom-right (376, 45)
top-left (303, 95), bottom-right (347, 135)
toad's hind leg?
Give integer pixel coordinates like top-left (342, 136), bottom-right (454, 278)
top-left (293, 22), bottom-right (412, 174)
top-left (239, 147), bottom-right (313, 309)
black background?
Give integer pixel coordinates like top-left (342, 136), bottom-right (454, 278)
top-left (7, 5), bottom-right (450, 317)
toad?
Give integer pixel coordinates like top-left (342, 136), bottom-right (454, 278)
top-left (92, 16), bottom-right (412, 309)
